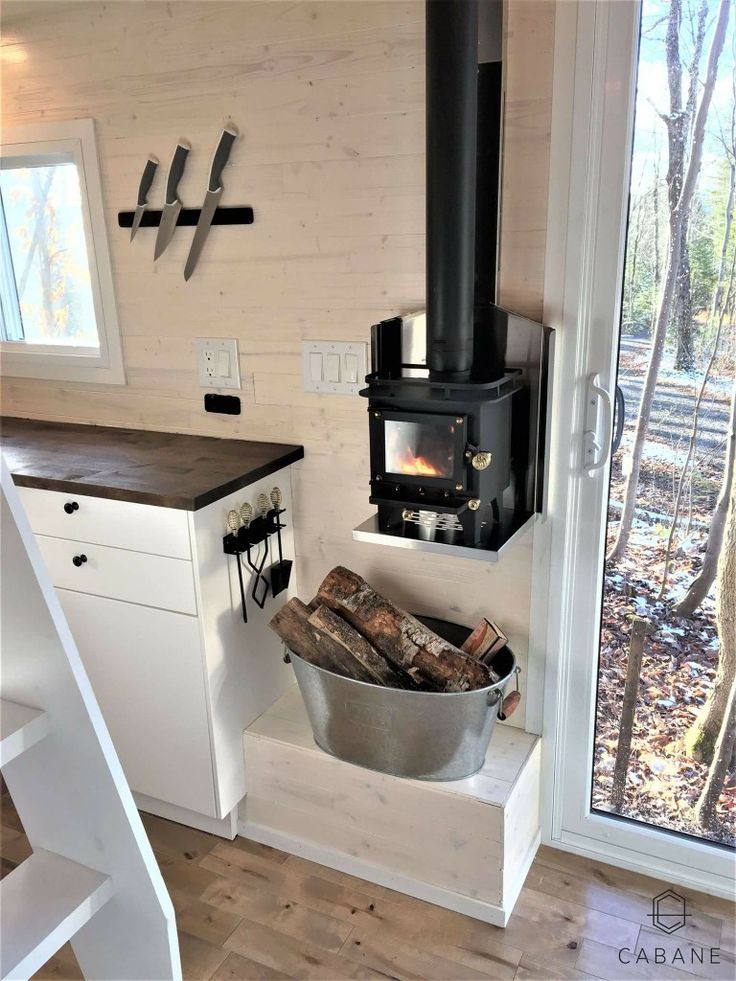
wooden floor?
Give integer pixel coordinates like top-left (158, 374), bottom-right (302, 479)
top-left (1, 791), bottom-right (733, 981)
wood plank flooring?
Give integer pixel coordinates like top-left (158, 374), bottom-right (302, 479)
top-left (1, 791), bottom-right (733, 980)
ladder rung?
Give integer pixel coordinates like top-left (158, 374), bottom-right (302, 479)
top-left (0, 700), bottom-right (49, 769)
top-left (0, 849), bottom-right (113, 981)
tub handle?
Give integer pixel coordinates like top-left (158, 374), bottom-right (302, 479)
top-left (497, 665), bottom-right (522, 720)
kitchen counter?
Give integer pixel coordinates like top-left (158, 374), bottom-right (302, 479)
top-left (1, 417), bottom-right (304, 510)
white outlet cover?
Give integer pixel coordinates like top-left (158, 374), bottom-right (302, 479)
top-left (302, 341), bottom-right (367, 395)
top-left (196, 338), bottom-right (241, 390)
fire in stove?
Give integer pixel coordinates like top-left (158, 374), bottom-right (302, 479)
top-left (394, 449), bottom-right (443, 478)
top-left (385, 419), bottom-right (454, 478)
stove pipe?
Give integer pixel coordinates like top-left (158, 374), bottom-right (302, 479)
top-left (426, 0), bottom-right (478, 382)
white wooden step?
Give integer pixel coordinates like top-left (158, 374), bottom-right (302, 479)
top-left (0, 700), bottom-right (49, 769)
top-left (0, 849), bottom-right (113, 981)
top-left (241, 685), bottom-right (541, 926)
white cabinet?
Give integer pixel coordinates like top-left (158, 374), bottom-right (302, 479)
top-left (60, 591), bottom-right (215, 815)
top-left (17, 470), bottom-right (298, 836)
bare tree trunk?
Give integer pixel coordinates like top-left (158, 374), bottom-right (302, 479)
top-left (659, 252), bottom-right (736, 599)
top-left (672, 110), bottom-right (736, 612)
top-left (611, 618), bottom-right (648, 813)
top-left (16, 170), bottom-right (54, 300)
top-left (683, 394), bottom-right (736, 763)
top-left (31, 169), bottom-right (56, 338)
top-left (695, 476), bottom-right (736, 823)
top-left (674, 241), bottom-right (695, 371)
top-left (674, 0), bottom-right (707, 372)
top-left (651, 156), bottom-right (662, 336)
top-left (626, 196), bottom-right (644, 329)
top-left (607, 0), bottom-right (730, 565)
top-left (674, 359), bottom-right (736, 616)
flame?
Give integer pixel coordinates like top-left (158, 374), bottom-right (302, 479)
top-left (394, 447), bottom-right (444, 477)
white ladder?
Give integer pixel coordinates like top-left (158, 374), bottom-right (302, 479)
top-left (0, 457), bottom-right (181, 981)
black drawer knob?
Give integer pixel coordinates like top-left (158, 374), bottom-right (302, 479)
top-left (64, 501), bottom-right (79, 514)
top-left (72, 554), bottom-right (87, 567)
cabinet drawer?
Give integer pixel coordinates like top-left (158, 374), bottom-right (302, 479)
top-left (36, 535), bottom-right (197, 615)
top-left (17, 486), bottom-right (191, 559)
top-left (59, 590), bottom-right (216, 816)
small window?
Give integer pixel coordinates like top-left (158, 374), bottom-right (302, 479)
top-left (0, 119), bottom-right (125, 384)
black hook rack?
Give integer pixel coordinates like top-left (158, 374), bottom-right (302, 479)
top-left (117, 206), bottom-right (254, 229)
top-left (223, 507), bottom-right (290, 614)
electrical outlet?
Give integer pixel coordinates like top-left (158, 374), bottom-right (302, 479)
top-left (196, 338), bottom-right (241, 390)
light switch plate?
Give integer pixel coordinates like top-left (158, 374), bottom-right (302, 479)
top-left (196, 338), bottom-right (241, 390)
top-left (302, 341), bottom-right (367, 394)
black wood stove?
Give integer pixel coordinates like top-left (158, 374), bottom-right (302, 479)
top-left (360, 0), bottom-right (552, 555)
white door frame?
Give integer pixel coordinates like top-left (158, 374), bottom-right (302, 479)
top-left (538, 0), bottom-right (735, 899)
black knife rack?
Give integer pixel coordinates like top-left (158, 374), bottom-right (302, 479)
top-left (117, 206), bottom-right (254, 229)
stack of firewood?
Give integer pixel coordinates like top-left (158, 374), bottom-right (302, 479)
top-left (269, 566), bottom-right (509, 694)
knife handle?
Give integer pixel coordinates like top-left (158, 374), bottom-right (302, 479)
top-left (137, 156), bottom-right (158, 207)
top-left (165, 141), bottom-right (190, 205)
top-left (208, 125), bottom-right (238, 193)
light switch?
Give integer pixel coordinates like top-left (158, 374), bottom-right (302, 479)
top-left (344, 353), bottom-right (359, 383)
top-left (217, 349), bottom-right (230, 378)
top-left (326, 353), bottom-right (341, 382)
top-left (302, 341), bottom-right (367, 394)
top-left (309, 352), bottom-right (323, 382)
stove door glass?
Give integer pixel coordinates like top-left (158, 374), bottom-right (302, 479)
top-left (384, 418), bottom-right (456, 479)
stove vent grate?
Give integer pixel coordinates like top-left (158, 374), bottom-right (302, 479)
top-left (404, 510), bottom-right (463, 533)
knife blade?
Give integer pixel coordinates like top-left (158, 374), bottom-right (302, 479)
top-left (130, 155), bottom-right (158, 241)
top-left (184, 125), bottom-right (238, 280)
top-left (154, 140), bottom-right (190, 261)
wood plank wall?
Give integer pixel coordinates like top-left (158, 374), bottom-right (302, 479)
top-left (0, 0), bottom-right (554, 730)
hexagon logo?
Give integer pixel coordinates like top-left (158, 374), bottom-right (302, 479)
top-left (648, 890), bottom-right (691, 934)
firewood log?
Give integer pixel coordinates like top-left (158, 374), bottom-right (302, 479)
top-left (462, 618), bottom-right (508, 662)
top-left (308, 605), bottom-right (414, 689)
top-left (269, 598), bottom-right (376, 683)
top-left (316, 567), bottom-right (497, 691)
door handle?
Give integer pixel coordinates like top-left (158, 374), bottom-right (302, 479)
top-left (612, 384), bottom-right (625, 454)
top-left (583, 372), bottom-right (613, 474)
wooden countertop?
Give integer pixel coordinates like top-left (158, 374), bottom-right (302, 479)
top-left (1, 417), bottom-right (304, 510)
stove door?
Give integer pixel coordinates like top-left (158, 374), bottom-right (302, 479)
top-left (370, 410), bottom-right (466, 492)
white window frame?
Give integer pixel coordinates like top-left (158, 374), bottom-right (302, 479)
top-left (0, 118), bottom-right (125, 384)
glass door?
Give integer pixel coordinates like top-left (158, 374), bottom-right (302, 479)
top-left (549, 0), bottom-right (734, 892)
top-left (593, 0), bottom-right (735, 847)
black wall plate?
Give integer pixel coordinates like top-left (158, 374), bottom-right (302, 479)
top-left (204, 393), bottom-right (241, 415)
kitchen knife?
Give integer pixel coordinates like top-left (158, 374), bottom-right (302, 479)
top-left (130, 155), bottom-right (158, 241)
top-left (183, 124), bottom-right (238, 280)
top-left (154, 140), bottom-right (190, 261)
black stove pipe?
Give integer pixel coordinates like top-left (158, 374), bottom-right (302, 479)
top-left (426, 0), bottom-right (478, 382)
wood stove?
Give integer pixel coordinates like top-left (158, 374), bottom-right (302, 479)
top-left (358, 1), bottom-right (552, 556)
top-left (362, 307), bottom-right (550, 552)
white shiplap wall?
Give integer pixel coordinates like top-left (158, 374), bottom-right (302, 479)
top-left (0, 0), bottom-right (554, 729)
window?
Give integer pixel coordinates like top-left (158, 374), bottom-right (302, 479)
top-left (0, 119), bottom-right (125, 383)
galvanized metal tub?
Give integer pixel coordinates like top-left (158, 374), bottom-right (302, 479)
top-left (286, 642), bottom-right (518, 781)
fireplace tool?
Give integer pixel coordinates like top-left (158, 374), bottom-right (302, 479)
top-left (267, 486), bottom-right (293, 597)
top-left (244, 495), bottom-right (271, 609)
top-left (237, 501), bottom-right (269, 609)
top-left (225, 509), bottom-right (248, 623)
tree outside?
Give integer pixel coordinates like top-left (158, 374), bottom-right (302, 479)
top-left (593, 0), bottom-right (735, 845)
